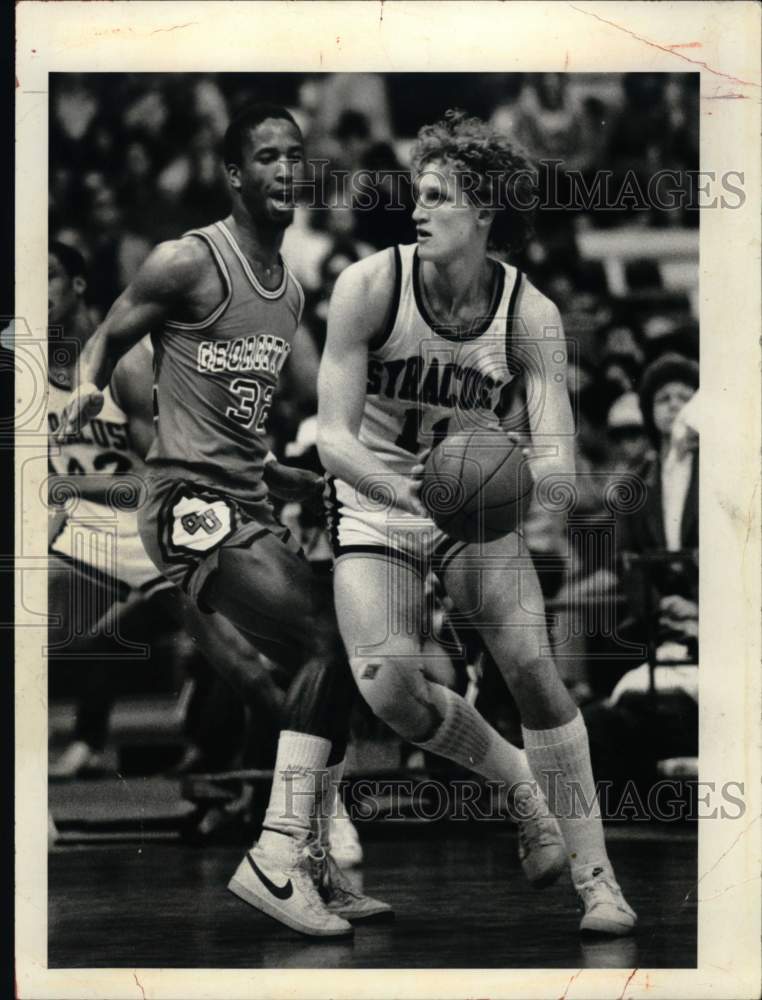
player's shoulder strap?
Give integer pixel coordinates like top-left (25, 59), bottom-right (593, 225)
top-left (281, 255), bottom-right (305, 325)
top-left (504, 265), bottom-right (524, 367)
top-left (493, 266), bottom-right (527, 423)
top-left (368, 244), bottom-right (403, 352)
top-left (163, 224), bottom-right (234, 332)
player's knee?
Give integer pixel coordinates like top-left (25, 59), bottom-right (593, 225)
top-left (500, 653), bottom-right (553, 698)
top-left (350, 654), bottom-right (436, 742)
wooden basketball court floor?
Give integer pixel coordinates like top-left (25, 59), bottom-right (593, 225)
top-left (49, 825), bottom-right (696, 969)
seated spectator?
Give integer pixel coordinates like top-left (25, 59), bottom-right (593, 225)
top-left (621, 352), bottom-right (699, 582)
top-left (613, 356), bottom-right (699, 666)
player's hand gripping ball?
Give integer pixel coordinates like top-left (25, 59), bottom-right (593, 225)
top-left (420, 428), bottom-right (534, 542)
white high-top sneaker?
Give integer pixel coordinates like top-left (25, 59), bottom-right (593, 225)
top-left (514, 788), bottom-right (566, 887)
top-left (228, 830), bottom-right (353, 938)
top-left (576, 866), bottom-right (637, 936)
top-left (312, 847), bottom-right (394, 922)
top-left (314, 803), bottom-right (392, 921)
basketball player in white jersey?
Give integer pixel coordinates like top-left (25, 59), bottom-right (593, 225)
top-left (57, 105), bottom-right (389, 937)
top-left (318, 111), bottom-right (636, 935)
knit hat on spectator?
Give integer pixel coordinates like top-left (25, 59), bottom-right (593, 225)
top-left (638, 352), bottom-right (699, 442)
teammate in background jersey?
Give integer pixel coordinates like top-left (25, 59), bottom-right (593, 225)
top-left (58, 105), bottom-right (388, 938)
top-left (318, 111), bottom-right (636, 935)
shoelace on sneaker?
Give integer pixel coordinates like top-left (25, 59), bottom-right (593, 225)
top-left (290, 836), bottom-right (338, 915)
top-left (302, 835), bottom-right (327, 865)
top-left (328, 857), bottom-right (363, 902)
top-left (310, 845), bottom-right (361, 904)
top-left (305, 836), bottom-right (334, 901)
top-left (576, 872), bottom-right (631, 914)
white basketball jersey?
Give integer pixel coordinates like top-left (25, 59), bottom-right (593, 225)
top-left (47, 368), bottom-right (141, 523)
top-left (359, 243), bottom-right (528, 476)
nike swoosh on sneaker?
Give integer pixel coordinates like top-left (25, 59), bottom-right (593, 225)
top-left (247, 853), bottom-right (294, 900)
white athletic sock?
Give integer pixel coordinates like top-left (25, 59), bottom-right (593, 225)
top-left (316, 759), bottom-right (345, 848)
top-left (258, 730), bottom-right (330, 850)
top-left (522, 711), bottom-right (611, 884)
top-left (415, 684), bottom-right (544, 807)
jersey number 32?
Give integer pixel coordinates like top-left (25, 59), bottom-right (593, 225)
top-left (226, 377), bottom-right (274, 434)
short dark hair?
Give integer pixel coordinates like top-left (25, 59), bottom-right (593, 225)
top-left (49, 241), bottom-right (87, 281)
top-left (222, 103), bottom-right (299, 167)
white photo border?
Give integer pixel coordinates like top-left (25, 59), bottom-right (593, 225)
top-left (15, 2), bottom-right (762, 997)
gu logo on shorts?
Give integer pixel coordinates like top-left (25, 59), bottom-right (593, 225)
top-left (170, 494), bottom-right (234, 554)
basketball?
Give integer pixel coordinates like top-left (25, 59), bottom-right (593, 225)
top-left (420, 428), bottom-right (533, 542)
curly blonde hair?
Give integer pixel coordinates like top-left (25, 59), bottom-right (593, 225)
top-left (410, 109), bottom-right (537, 257)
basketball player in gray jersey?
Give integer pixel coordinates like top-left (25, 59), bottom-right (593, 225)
top-left (319, 111), bottom-right (636, 935)
top-left (59, 104), bottom-right (387, 938)
top-left (48, 241), bottom-right (287, 780)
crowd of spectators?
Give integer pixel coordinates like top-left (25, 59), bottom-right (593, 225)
top-left (50, 72), bottom-right (700, 788)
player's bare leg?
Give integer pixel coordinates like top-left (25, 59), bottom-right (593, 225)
top-left (333, 552), bottom-right (565, 889)
top-left (202, 541), bottom-right (388, 935)
top-left (155, 591), bottom-right (288, 732)
top-left (441, 533), bottom-right (637, 936)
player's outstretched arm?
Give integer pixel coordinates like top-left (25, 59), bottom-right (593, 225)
top-left (317, 252), bottom-right (426, 516)
top-left (59, 239), bottom-right (205, 438)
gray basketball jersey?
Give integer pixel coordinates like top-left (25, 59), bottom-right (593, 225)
top-left (147, 220), bottom-right (304, 501)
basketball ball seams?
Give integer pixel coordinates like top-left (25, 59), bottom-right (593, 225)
top-left (458, 434), bottom-right (517, 511)
top-left (457, 429), bottom-right (472, 490)
top-left (430, 430), bottom-right (521, 535)
top-left (426, 428), bottom-right (474, 524)
top-left (431, 429), bottom-right (483, 528)
top-left (432, 434), bottom-right (510, 519)
top-left (474, 473), bottom-right (534, 513)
